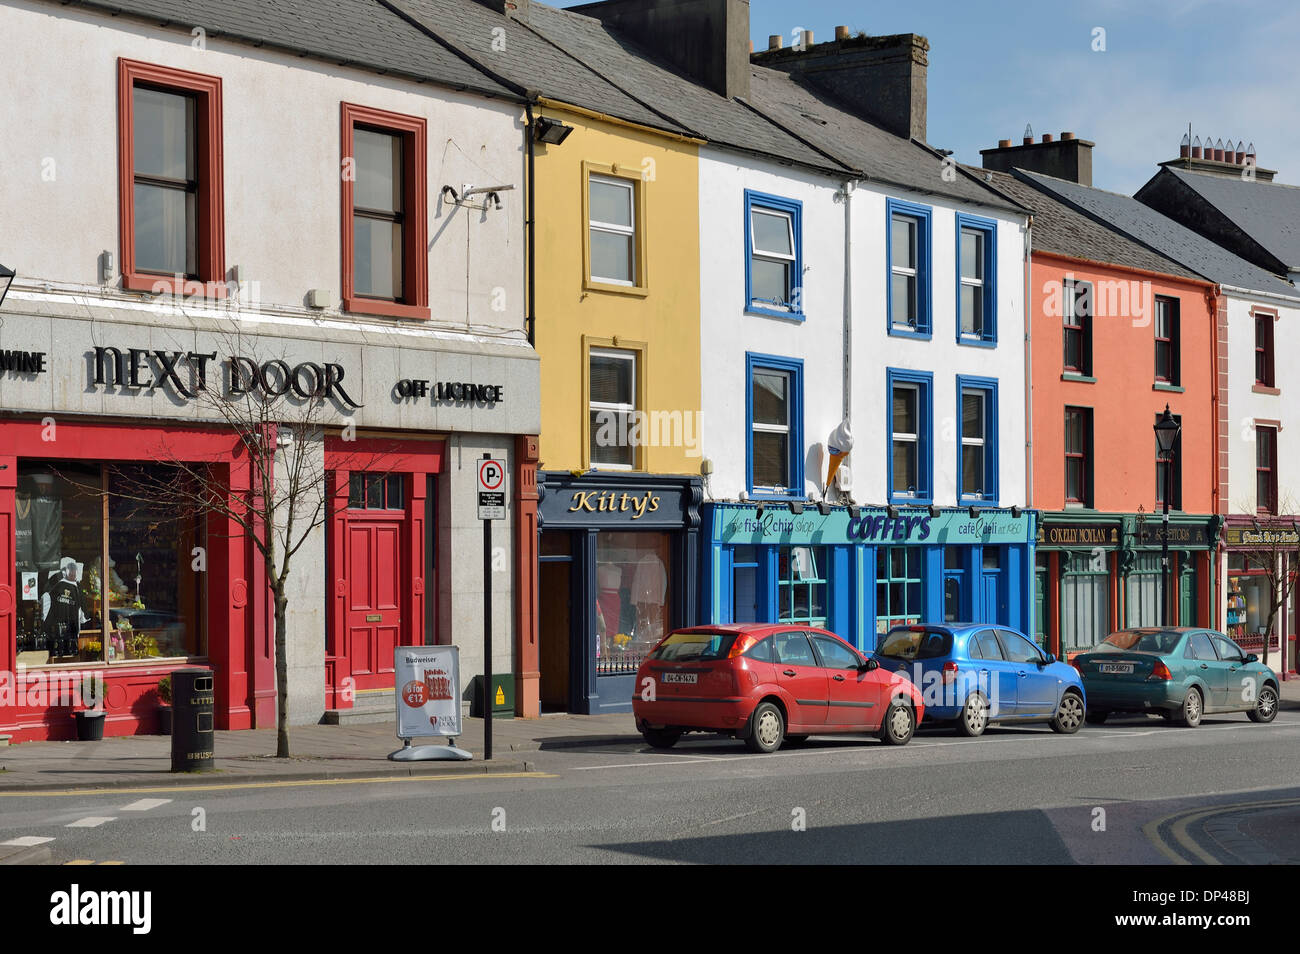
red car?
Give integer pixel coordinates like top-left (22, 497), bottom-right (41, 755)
top-left (632, 623), bottom-right (924, 752)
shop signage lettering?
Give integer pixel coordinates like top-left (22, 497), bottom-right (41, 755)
top-left (719, 506), bottom-right (1031, 547)
top-left (569, 490), bottom-right (660, 518)
top-left (1137, 524), bottom-right (1210, 547)
top-left (848, 514), bottom-right (934, 542)
top-left (0, 349), bottom-right (47, 374)
top-left (1227, 528), bottom-right (1300, 547)
top-left (732, 514), bottom-right (819, 536)
top-left (1039, 523), bottom-right (1119, 547)
top-left (395, 379), bottom-right (503, 403)
top-left (91, 347), bottom-right (363, 408)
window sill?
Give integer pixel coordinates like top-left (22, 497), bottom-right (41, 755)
top-left (957, 336), bottom-right (998, 348)
top-left (1153, 383), bottom-right (1185, 393)
top-left (888, 327), bottom-right (932, 341)
top-left (585, 278), bottom-right (649, 298)
top-left (343, 296), bottom-right (431, 321)
top-left (748, 489), bottom-right (805, 502)
top-left (1252, 384), bottom-right (1281, 395)
top-left (889, 494), bottom-right (934, 506)
top-left (1063, 502), bottom-right (1095, 511)
top-left (961, 497), bottom-right (1000, 508)
top-left (1061, 373), bottom-right (1097, 384)
top-left (122, 273), bottom-right (229, 299)
top-left (746, 305), bottom-right (805, 322)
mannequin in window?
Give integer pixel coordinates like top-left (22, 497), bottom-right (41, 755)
top-left (43, 558), bottom-right (88, 657)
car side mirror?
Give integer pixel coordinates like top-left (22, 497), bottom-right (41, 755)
top-left (860, 658), bottom-right (879, 672)
top-left (1246, 653), bottom-right (1258, 664)
top-left (1042, 653), bottom-right (1055, 665)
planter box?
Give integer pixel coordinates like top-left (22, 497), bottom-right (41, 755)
top-left (74, 710), bottom-right (106, 741)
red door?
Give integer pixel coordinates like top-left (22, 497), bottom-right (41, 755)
top-left (345, 517), bottom-right (403, 691)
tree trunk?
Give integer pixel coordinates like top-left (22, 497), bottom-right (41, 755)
top-left (275, 592), bottom-right (290, 758)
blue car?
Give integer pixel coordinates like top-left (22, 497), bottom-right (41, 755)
top-left (875, 623), bottom-right (1087, 736)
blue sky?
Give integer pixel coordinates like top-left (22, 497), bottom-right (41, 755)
top-left (560, 0), bottom-right (1297, 193)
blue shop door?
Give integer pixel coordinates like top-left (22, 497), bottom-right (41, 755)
top-left (980, 548), bottom-right (1007, 625)
top-left (732, 546), bottom-right (760, 623)
top-left (943, 573), bottom-right (963, 622)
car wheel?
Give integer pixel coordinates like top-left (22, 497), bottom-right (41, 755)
top-left (1248, 685), bottom-right (1279, 724)
top-left (745, 702), bottom-right (785, 753)
top-left (1177, 687), bottom-right (1203, 727)
top-left (641, 728), bottom-right (681, 749)
top-left (956, 693), bottom-right (989, 737)
top-left (1085, 710), bottom-right (1109, 725)
top-left (1050, 691), bottom-right (1085, 734)
top-left (879, 701), bottom-right (915, 746)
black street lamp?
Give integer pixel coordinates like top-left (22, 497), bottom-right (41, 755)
top-left (1154, 405), bottom-right (1182, 626)
top-left (0, 264), bottom-right (14, 310)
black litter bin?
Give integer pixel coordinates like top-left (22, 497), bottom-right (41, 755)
top-left (171, 667), bottom-right (215, 772)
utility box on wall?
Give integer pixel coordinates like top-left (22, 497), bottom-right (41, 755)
top-left (470, 674), bottom-right (515, 718)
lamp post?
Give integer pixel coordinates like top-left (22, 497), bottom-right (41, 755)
top-left (1154, 405), bottom-right (1182, 626)
top-left (0, 264), bottom-right (14, 310)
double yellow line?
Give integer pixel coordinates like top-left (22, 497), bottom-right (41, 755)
top-left (1144, 796), bottom-right (1300, 864)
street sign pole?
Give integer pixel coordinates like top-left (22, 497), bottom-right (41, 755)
top-left (476, 452), bottom-right (506, 761)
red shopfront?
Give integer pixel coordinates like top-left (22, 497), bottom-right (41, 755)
top-left (0, 418), bottom-right (270, 742)
top-left (323, 435), bottom-right (444, 710)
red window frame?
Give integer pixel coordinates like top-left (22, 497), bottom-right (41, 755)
top-left (117, 58), bottom-right (225, 295)
top-left (340, 103), bottom-right (429, 321)
top-left (1255, 313), bottom-right (1275, 387)
top-left (1064, 406), bottom-right (1091, 506)
top-left (1154, 296), bottom-right (1179, 384)
top-left (1063, 280), bottom-right (1091, 375)
top-left (1256, 423), bottom-right (1278, 514)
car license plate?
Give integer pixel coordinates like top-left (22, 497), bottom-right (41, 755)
top-left (662, 672), bottom-right (697, 684)
top-left (1099, 662), bottom-right (1133, 674)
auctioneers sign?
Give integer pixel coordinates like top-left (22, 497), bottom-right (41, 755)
top-left (394, 645), bottom-right (462, 739)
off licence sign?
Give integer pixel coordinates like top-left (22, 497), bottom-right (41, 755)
top-left (478, 457), bottom-right (506, 520)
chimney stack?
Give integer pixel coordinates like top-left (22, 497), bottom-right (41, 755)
top-left (1158, 131), bottom-right (1273, 180)
top-left (472, 0), bottom-right (529, 20)
top-left (751, 31), bottom-right (930, 142)
top-left (980, 130), bottom-right (1095, 185)
top-left (569, 0), bottom-right (751, 99)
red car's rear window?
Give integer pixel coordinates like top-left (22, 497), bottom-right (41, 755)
top-left (651, 630), bottom-right (740, 662)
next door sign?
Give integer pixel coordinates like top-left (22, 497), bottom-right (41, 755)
top-left (477, 457), bottom-right (506, 520)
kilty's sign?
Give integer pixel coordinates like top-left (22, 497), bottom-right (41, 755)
top-left (394, 645), bottom-right (462, 739)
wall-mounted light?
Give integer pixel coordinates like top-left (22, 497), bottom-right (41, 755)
top-left (1011, 505), bottom-right (1023, 519)
top-left (887, 505), bottom-right (899, 520)
top-left (754, 501), bottom-right (766, 518)
top-left (0, 263), bottom-right (14, 310)
top-left (533, 116), bottom-right (574, 145)
top-left (788, 500), bottom-right (805, 515)
top-left (928, 504), bottom-right (940, 518)
top-left (847, 504), bottom-right (861, 520)
top-left (968, 505), bottom-right (979, 519)
top-left (816, 501), bottom-right (832, 516)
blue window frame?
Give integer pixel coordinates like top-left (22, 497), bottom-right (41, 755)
top-left (886, 198), bottom-right (932, 338)
top-left (886, 367), bottom-right (933, 504)
top-left (957, 375), bottom-right (999, 505)
top-left (746, 352), bottom-right (804, 498)
top-left (744, 190), bottom-right (803, 319)
top-left (956, 213), bottom-right (997, 345)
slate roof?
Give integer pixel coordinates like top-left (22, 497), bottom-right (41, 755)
top-left (58, 0), bottom-right (517, 99)
top-left (1015, 171), bottom-right (1299, 298)
top-left (1154, 168), bottom-right (1300, 271)
top-left (981, 170), bottom-right (1201, 280)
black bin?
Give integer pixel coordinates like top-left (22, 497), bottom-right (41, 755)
top-left (171, 667), bottom-right (215, 772)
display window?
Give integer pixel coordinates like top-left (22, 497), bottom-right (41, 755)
top-left (778, 545), bottom-right (826, 628)
top-left (1124, 553), bottom-right (1162, 627)
top-left (14, 461), bottom-right (206, 666)
top-left (1226, 553), bottom-right (1277, 647)
top-left (594, 532), bottom-right (671, 674)
top-left (876, 546), bottom-right (923, 635)
top-left (1060, 559), bottom-right (1108, 652)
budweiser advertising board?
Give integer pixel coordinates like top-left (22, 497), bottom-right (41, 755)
top-left (394, 645), bottom-right (463, 739)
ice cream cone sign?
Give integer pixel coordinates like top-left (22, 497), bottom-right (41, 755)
top-left (826, 419), bottom-right (853, 492)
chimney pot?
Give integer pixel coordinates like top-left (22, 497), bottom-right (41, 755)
top-left (998, 139), bottom-right (1013, 148)
top-left (769, 34), bottom-right (782, 50)
top-left (803, 29), bottom-right (814, 45)
top-left (835, 25), bottom-right (849, 40)
top-left (1179, 132), bottom-right (1190, 158)
top-left (1061, 131), bottom-right (1076, 140)
top-left (1041, 133), bottom-right (1053, 143)
top-left (981, 128), bottom-right (1093, 185)
top-left (1191, 136), bottom-right (1202, 158)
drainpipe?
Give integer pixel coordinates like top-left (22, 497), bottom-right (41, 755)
top-left (525, 102), bottom-right (538, 347)
top-left (841, 180), bottom-right (856, 426)
top-left (1023, 215), bottom-right (1034, 509)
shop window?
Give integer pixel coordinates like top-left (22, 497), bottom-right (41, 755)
top-left (595, 532), bottom-right (671, 675)
top-left (1064, 406), bottom-right (1093, 507)
top-left (732, 545), bottom-right (760, 624)
top-left (1063, 280), bottom-right (1093, 376)
top-left (1060, 556), bottom-right (1108, 653)
top-left (1255, 315), bottom-right (1275, 387)
top-left (1124, 553), bottom-right (1162, 627)
top-left (117, 59), bottom-right (224, 295)
top-left (778, 546), bottom-right (826, 629)
top-left (958, 376), bottom-right (998, 504)
top-left (746, 353), bottom-right (804, 497)
top-left (1154, 297), bottom-right (1180, 385)
top-left (746, 191), bottom-right (803, 317)
top-left (888, 368), bottom-right (933, 504)
top-left (1226, 561), bottom-right (1275, 646)
top-left (14, 462), bottom-right (205, 665)
top-left (341, 102), bottom-right (429, 320)
top-left (887, 199), bottom-right (932, 337)
top-left (348, 472), bottom-right (404, 510)
top-left (956, 214), bottom-right (996, 343)
top-left (1256, 425), bottom-right (1278, 514)
top-left (876, 546), bottom-right (923, 635)
top-left (589, 348), bottom-right (638, 470)
top-left (1155, 412), bottom-right (1183, 510)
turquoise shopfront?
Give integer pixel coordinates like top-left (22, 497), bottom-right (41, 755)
top-left (701, 503), bottom-right (1038, 651)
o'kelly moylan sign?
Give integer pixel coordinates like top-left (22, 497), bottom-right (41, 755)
top-left (394, 645), bottom-right (462, 739)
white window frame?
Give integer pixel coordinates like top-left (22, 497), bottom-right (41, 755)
top-left (752, 368), bottom-right (792, 491)
top-left (959, 227), bottom-right (985, 338)
top-left (891, 214), bottom-right (919, 329)
top-left (588, 174), bottom-right (636, 287)
top-left (749, 207), bottom-right (796, 310)
top-left (892, 382), bottom-right (920, 496)
top-left (589, 347), bottom-right (637, 470)
top-left (961, 389), bottom-right (986, 496)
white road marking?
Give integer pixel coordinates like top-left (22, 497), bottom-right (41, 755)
top-left (66, 817), bottom-right (116, 828)
top-left (2, 835), bottom-right (55, 846)
top-left (121, 798), bottom-right (172, 812)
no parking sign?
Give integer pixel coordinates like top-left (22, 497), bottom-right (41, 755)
top-left (477, 457), bottom-right (506, 520)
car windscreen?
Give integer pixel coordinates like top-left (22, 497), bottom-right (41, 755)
top-left (651, 631), bottom-right (739, 662)
top-left (877, 628), bottom-right (951, 660)
top-left (1098, 630), bottom-right (1183, 654)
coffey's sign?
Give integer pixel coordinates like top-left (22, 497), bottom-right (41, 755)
top-left (90, 347), bottom-right (363, 408)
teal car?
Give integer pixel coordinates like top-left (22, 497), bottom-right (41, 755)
top-left (1072, 628), bottom-right (1279, 728)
